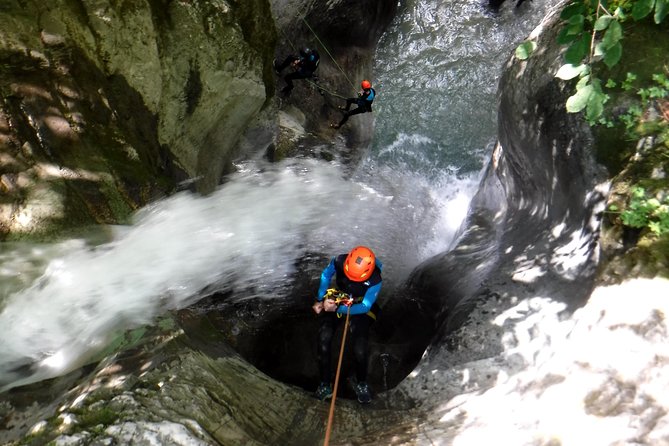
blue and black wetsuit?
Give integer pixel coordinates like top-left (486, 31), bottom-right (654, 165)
top-left (335, 87), bottom-right (375, 128)
top-left (276, 49), bottom-right (320, 93)
top-left (315, 254), bottom-right (382, 384)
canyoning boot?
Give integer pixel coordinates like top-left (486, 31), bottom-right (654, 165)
top-left (355, 381), bottom-right (372, 404)
top-left (315, 382), bottom-right (333, 401)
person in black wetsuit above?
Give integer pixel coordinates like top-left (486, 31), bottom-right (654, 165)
top-left (331, 80), bottom-right (375, 129)
top-left (273, 47), bottom-right (320, 96)
top-left (312, 245), bottom-right (382, 404)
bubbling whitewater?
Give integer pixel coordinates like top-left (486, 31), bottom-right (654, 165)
top-left (0, 158), bottom-right (473, 392)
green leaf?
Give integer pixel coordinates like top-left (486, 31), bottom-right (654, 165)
top-left (561, 2), bottom-right (585, 20)
top-left (555, 63), bottom-right (588, 80)
top-left (655, 0), bottom-right (669, 23)
top-left (653, 73), bottom-right (669, 88)
top-left (567, 14), bottom-right (586, 35)
top-left (622, 73), bottom-right (637, 91)
top-left (586, 90), bottom-right (606, 120)
top-left (566, 84), bottom-right (594, 112)
top-left (648, 221), bottom-right (662, 234)
top-left (576, 74), bottom-right (591, 89)
top-left (603, 42), bottom-right (622, 68)
top-left (622, 210), bottom-right (647, 227)
top-left (614, 6), bottom-right (626, 20)
top-left (605, 78), bottom-right (617, 88)
top-left (594, 15), bottom-right (613, 30)
top-left (516, 41), bottom-right (537, 60)
top-left (609, 204), bottom-right (619, 211)
top-left (601, 20), bottom-right (622, 49)
top-left (632, 0), bottom-right (655, 20)
top-left (647, 198), bottom-right (662, 209)
top-left (557, 27), bottom-right (580, 44)
top-left (648, 86), bottom-right (667, 98)
top-left (565, 34), bottom-right (590, 65)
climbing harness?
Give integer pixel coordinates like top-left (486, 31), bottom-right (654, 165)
top-left (324, 288), bottom-right (353, 307)
top-left (323, 299), bottom-right (352, 446)
top-left (323, 288), bottom-right (377, 320)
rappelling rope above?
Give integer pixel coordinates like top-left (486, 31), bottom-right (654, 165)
top-left (299, 16), bottom-right (358, 93)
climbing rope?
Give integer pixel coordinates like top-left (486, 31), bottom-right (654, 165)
top-left (277, 26), bottom-right (298, 52)
top-left (279, 5), bottom-right (358, 93)
top-left (323, 297), bottom-right (352, 446)
top-left (276, 23), bottom-right (349, 100)
top-left (304, 79), bottom-right (348, 100)
top-left (299, 16), bottom-right (358, 93)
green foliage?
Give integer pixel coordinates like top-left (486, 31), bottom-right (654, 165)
top-left (516, 41), bottom-right (537, 60)
top-left (602, 72), bottom-right (669, 141)
top-left (555, 0), bottom-right (668, 124)
top-left (616, 186), bottom-right (669, 235)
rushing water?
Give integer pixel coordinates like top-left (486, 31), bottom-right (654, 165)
top-left (0, 0), bottom-right (554, 393)
top-left (0, 158), bottom-right (464, 391)
top-left (371, 0), bottom-right (554, 174)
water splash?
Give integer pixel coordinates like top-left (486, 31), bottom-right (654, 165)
top-left (0, 158), bottom-right (474, 391)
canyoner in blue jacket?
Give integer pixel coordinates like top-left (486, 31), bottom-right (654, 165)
top-left (312, 246), bottom-right (382, 404)
top-left (331, 80), bottom-right (376, 129)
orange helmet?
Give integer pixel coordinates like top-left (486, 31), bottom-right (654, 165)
top-left (361, 80), bottom-right (372, 90)
top-left (344, 246), bottom-right (376, 282)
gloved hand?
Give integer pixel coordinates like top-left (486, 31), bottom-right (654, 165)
top-left (341, 298), bottom-right (354, 307)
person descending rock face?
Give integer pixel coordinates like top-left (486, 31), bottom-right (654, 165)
top-left (273, 47), bottom-right (320, 96)
top-left (330, 80), bottom-right (375, 129)
top-left (312, 246), bottom-right (382, 404)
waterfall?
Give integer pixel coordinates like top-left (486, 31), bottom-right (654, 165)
top-left (0, 0), bottom-right (552, 396)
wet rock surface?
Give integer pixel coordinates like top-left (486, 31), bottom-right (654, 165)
top-left (2, 1), bottom-right (669, 446)
top-left (0, 0), bottom-right (274, 239)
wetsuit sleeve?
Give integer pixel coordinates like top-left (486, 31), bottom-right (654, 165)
top-left (337, 281), bottom-right (381, 316)
top-left (317, 257), bottom-right (336, 301)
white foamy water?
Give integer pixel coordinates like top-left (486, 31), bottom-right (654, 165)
top-left (0, 157), bottom-right (478, 391)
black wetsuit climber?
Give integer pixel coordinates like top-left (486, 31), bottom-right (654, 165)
top-left (316, 254), bottom-right (382, 386)
top-left (274, 48), bottom-right (320, 95)
top-left (333, 87), bottom-right (376, 128)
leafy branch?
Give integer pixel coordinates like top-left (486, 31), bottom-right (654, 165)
top-left (554, 0), bottom-right (668, 122)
